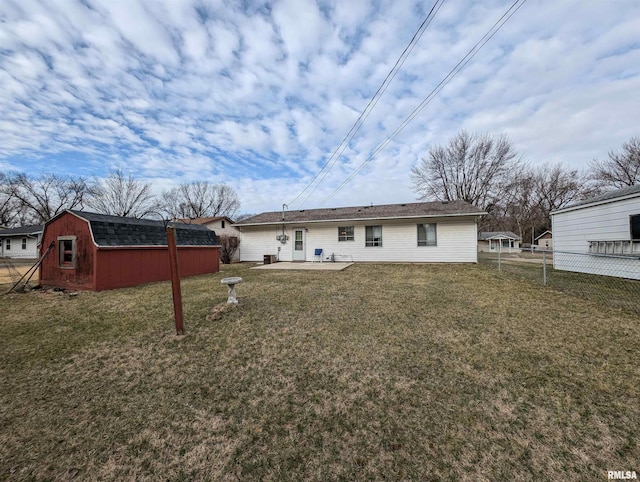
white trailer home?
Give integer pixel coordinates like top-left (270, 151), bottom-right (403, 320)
top-left (234, 200), bottom-right (486, 263)
top-left (550, 185), bottom-right (640, 280)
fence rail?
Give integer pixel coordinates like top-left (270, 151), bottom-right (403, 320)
top-left (479, 249), bottom-right (640, 314)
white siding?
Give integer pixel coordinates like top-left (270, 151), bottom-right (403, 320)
top-left (0, 235), bottom-right (40, 259)
top-left (239, 217), bottom-right (478, 263)
top-left (201, 220), bottom-right (240, 260)
top-left (551, 196), bottom-right (640, 279)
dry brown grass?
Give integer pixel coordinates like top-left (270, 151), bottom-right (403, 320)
top-left (0, 263), bottom-right (638, 480)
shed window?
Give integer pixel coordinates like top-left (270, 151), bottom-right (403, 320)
top-left (338, 226), bottom-right (354, 241)
top-left (22, 238), bottom-right (27, 250)
top-left (417, 223), bottom-right (437, 246)
top-left (58, 237), bottom-right (77, 268)
top-left (221, 220), bottom-right (225, 228)
top-left (5, 239), bottom-right (10, 251)
top-left (365, 226), bottom-right (382, 247)
top-left (631, 214), bottom-right (640, 240)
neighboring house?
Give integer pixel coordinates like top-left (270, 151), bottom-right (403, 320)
top-left (551, 185), bottom-right (640, 280)
top-left (234, 200), bottom-right (486, 263)
top-left (477, 232), bottom-right (521, 253)
top-left (179, 216), bottom-right (240, 260)
top-left (534, 230), bottom-right (553, 250)
top-left (0, 224), bottom-right (44, 259)
top-left (39, 210), bottom-right (220, 291)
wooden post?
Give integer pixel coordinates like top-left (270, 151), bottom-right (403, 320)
top-left (166, 225), bottom-right (184, 335)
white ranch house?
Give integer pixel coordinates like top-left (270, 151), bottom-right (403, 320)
top-left (234, 200), bottom-right (486, 263)
top-left (477, 231), bottom-right (521, 253)
top-left (551, 185), bottom-right (640, 280)
top-left (0, 224), bottom-right (43, 259)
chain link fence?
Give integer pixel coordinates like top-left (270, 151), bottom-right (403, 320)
top-left (479, 250), bottom-right (640, 314)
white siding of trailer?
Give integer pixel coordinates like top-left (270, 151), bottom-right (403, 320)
top-left (239, 217), bottom-right (478, 263)
top-left (551, 196), bottom-right (640, 280)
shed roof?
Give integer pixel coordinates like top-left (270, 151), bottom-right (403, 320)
top-left (478, 231), bottom-right (521, 241)
top-left (235, 200), bottom-right (485, 226)
top-left (0, 224), bottom-right (44, 237)
top-left (64, 211), bottom-right (218, 247)
top-left (551, 184), bottom-right (640, 215)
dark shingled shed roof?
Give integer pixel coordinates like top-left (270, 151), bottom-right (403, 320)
top-left (235, 200), bottom-right (485, 226)
top-left (66, 210), bottom-right (219, 247)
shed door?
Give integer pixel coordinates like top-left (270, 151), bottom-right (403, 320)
top-left (293, 229), bottom-right (305, 261)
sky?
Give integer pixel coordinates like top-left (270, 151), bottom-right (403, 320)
top-left (1, 0), bottom-right (639, 216)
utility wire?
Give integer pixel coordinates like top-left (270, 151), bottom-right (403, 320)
top-left (288, 0), bottom-right (447, 208)
top-left (320, 0), bottom-right (527, 205)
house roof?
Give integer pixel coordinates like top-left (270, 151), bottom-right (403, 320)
top-left (534, 230), bottom-right (552, 241)
top-left (0, 224), bottom-right (44, 237)
top-left (478, 231), bottom-right (521, 241)
top-left (62, 210), bottom-right (219, 247)
top-left (551, 184), bottom-right (640, 215)
top-left (176, 215), bottom-right (235, 225)
top-left (235, 200), bottom-right (486, 226)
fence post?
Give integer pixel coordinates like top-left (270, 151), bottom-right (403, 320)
top-left (498, 249), bottom-right (501, 272)
top-left (543, 251), bottom-right (547, 286)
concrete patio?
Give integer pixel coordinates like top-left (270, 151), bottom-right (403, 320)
top-left (251, 262), bottom-right (354, 271)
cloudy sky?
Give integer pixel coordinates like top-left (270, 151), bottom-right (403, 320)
top-left (1, 0), bottom-right (639, 215)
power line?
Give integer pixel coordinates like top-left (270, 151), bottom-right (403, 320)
top-left (288, 0), bottom-right (447, 208)
top-left (320, 0), bottom-right (527, 205)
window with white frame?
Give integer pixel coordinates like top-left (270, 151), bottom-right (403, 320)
top-left (338, 226), bottom-right (354, 241)
top-left (5, 239), bottom-right (10, 251)
top-left (58, 236), bottom-right (77, 268)
top-left (365, 225), bottom-right (382, 247)
top-left (417, 223), bottom-right (437, 246)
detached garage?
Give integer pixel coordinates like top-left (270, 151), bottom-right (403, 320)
top-left (39, 210), bottom-right (220, 291)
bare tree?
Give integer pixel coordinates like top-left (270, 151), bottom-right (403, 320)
top-left (0, 173), bottom-right (24, 227)
top-left (589, 136), bottom-right (640, 189)
top-left (410, 131), bottom-right (520, 211)
top-left (8, 173), bottom-right (89, 223)
top-left (533, 163), bottom-right (594, 216)
top-left (86, 169), bottom-right (157, 218)
top-left (161, 182), bottom-right (240, 220)
top-left (218, 234), bottom-right (240, 264)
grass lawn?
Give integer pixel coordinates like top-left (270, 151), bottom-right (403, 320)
top-left (1, 263), bottom-right (638, 480)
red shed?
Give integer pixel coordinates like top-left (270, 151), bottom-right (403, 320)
top-left (39, 210), bottom-right (220, 291)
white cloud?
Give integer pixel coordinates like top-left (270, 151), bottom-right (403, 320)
top-left (0, 0), bottom-right (639, 215)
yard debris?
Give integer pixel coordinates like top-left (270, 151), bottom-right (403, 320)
top-left (206, 302), bottom-right (237, 321)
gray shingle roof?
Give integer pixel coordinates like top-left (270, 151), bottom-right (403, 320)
top-left (478, 231), bottom-right (521, 241)
top-left (0, 224), bottom-right (44, 237)
top-left (67, 211), bottom-right (218, 247)
top-left (235, 200), bottom-right (485, 226)
top-left (552, 184), bottom-right (640, 213)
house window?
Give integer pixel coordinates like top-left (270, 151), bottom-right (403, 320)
top-left (631, 214), bottom-right (640, 240)
top-left (5, 239), bottom-right (10, 251)
top-left (22, 238), bottom-right (27, 250)
top-left (221, 220), bottom-right (226, 229)
top-left (417, 223), bottom-right (437, 246)
top-left (338, 226), bottom-right (354, 241)
top-left (365, 225), bottom-right (382, 247)
top-left (58, 236), bottom-right (77, 268)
